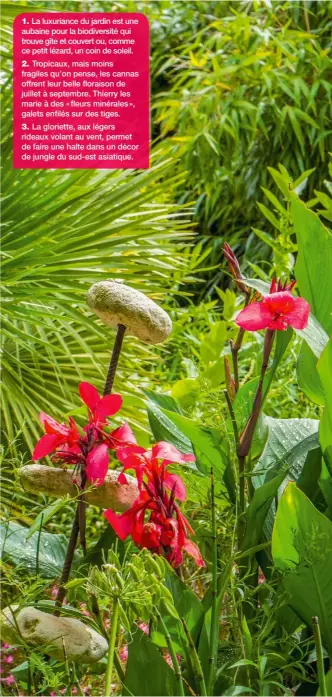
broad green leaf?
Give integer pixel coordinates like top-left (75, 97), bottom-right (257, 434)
top-left (319, 460), bottom-right (332, 516)
top-left (292, 196), bottom-right (332, 397)
top-left (0, 520), bottom-right (72, 577)
top-left (124, 627), bottom-right (178, 696)
top-left (201, 357), bottom-right (225, 387)
top-left (223, 687), bottom-right (254, 696)
top-left (146, 401), bottom-right (194, 457)
top-left (234, 326), bottom-right (292, 427)
top-left (151, 560), bottom-right (204, 653)
top-left (254, 417), bottom-right (320, 487)
top-left (317, 339), bottom-right (332, 472)
top-left (297, 314), bottom-right (329, 360)
top-left (317, 668), bottom-right (332, 696)
top-left (297, 342), bottom-right (325, 405)
top-left (293, 196), bottom-right (332, 335)
top-left (242, 471), bottom-right (286, 552)
top-left (198, 560), bottom-right (233, 679)
top-left (161, 408), bottom-right (229, 479)
top-left (272, 483), bottom-right (332, 660)
top-left (142, 390), bottom-right (182, 414)
top-left (171, 378), bottom-right (200, 409)
top-left (297, 446), bottom-right (322, 500)
top-left (26, 497), bottom-right (70, 540)
top-left (200, 321), bottom-right (227, 364)
top-left (254, 417), bottom-right (320, 537)
top-left (163, 561), bottom-right (204, 643)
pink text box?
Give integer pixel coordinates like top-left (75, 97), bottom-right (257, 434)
top-left (13, 12), bottom-right (149, 169)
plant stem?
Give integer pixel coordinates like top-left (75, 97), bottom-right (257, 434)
top-left (230, 291), bottom-right (250, 393)
top-left (78, 469), bottom-right (87, 554)
top-left (312, 616), bottom-right (327, 696)
top-left (54, 325), bottom-right (126, 615)
top-left (207, 467), bottom-right (218, 697)
top-left (156, 608), bottom-right (184, 696)
top-left (54, 507), bottom-right (80, 615)
top-left (104, 323), bottom-right (126, 396)
top-left (223, 389), bottom-right (239, 447)
top-left (181, 618), bottom-right (207, 696)
top-left (238, 330), bottom-right (275, 458)
top-left (105, 599), bottom-right (120, 697)
top-left (230, 327), bottom-right (245, 393)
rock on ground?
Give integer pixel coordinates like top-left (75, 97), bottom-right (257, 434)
top-left (1, 607), bottom-right (108, 664)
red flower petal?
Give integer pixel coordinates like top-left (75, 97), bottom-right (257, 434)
top-left (86, 443), bottom-right (109, 486)
top-left (40, 412), bottom-right (68, 436)
top-left (164, 473), bottom-right (187, 501)
top-left (181, 453), bottom-right (196, 463)
top-left (94, 394), bottom-right (123, 423)
top-left (118, 471), bottom-right (128, 484)
top-left (183, 539), bottom-right (205, 567)
top-left (111, 423), bottom-right (137, 446)
top-left (264, 290), bottom-right (295, 315)
top-left (116, 445), bottom-right (146, 466)
top-left (104, 507), bottom-right (136, 540)
top-left (33, 433), bottom-right (62, 460)
top-left (68, 417), bottom-right (81, 443)
top-left (235, 302), bottom-right (273, 331)
top-left (284, 296), bottom-right (310, 329)
top-left (151, 441), bottom-right (194, 464)
top-left (79, 382), bottom-right (100, 411)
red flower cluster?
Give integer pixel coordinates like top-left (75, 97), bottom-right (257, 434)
top-left (236, 278), bottom-right (310, 332)
top-left (33, 382), bottom-right (132, 486)
top-left (33, 383), bottom-right (205, 569)
top-left (105, 437), bottom-right (205, 568)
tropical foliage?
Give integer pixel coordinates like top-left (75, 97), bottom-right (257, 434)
top-left (1, 2), bottom-right (332, 697)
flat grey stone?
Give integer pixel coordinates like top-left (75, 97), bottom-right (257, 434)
top-left (87, 280), bottom-right (172, 344)
top-left (1, 607), bottom-right (108, 664)
top-left (20, 464), bottom-right (138, 511)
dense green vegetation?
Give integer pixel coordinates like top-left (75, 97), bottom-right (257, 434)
top-left (1, 2), bottom-right (332, 696)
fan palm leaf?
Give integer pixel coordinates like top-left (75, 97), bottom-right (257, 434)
top-left (0, 4), bottom-right (195, 454)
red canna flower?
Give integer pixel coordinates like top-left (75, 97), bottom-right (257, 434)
top-left (235, 279), bottom-right (309, 332)
top-left (116, 438), bottom-right (195, 501)
top-left (33, 413), bottom-right (81, 460)
top-left (33, 382), bottom-right (127, 487)
top-left (104, 468), bottom-right (205, 568)
top-left (79, 382), bottom-right (122, 427)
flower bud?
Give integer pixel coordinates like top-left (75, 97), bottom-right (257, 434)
top-left (223, 243), bottom-right (250, 296)
top-left (87, 280), bottom-right (172, 345)
top-left (224, 356), bottom-right (236, 402)
top-left (147, 555), bottom-right (164, 580)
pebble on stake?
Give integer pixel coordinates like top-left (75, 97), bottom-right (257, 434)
top-left (86, 280), bottom-right (172, 344)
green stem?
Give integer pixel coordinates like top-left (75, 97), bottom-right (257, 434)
top-left (237, 455), bottom-right (246, 549)
top-left (71, 664), bottom-right (84, 697)
top-left (230, 292), bottom-right (250, 393)
top-left (156, 608), bottom-right (184, 696)
top-left (35, 513), bottom-right (44, 576)
top-left (231, 327), bottom-right (245, 393)
top-left (238, 330), bottom-right (275, 458)
top-left (312, 616), bottom-right (327, 696)
top-left (54, 507), bottom-right (80, 615)
top-left (105, 599), bottom-right (120, 697)
top-left (181, 618), bottom-right (207, 696)
top-left (207, 467), bottom-right (218, 696)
